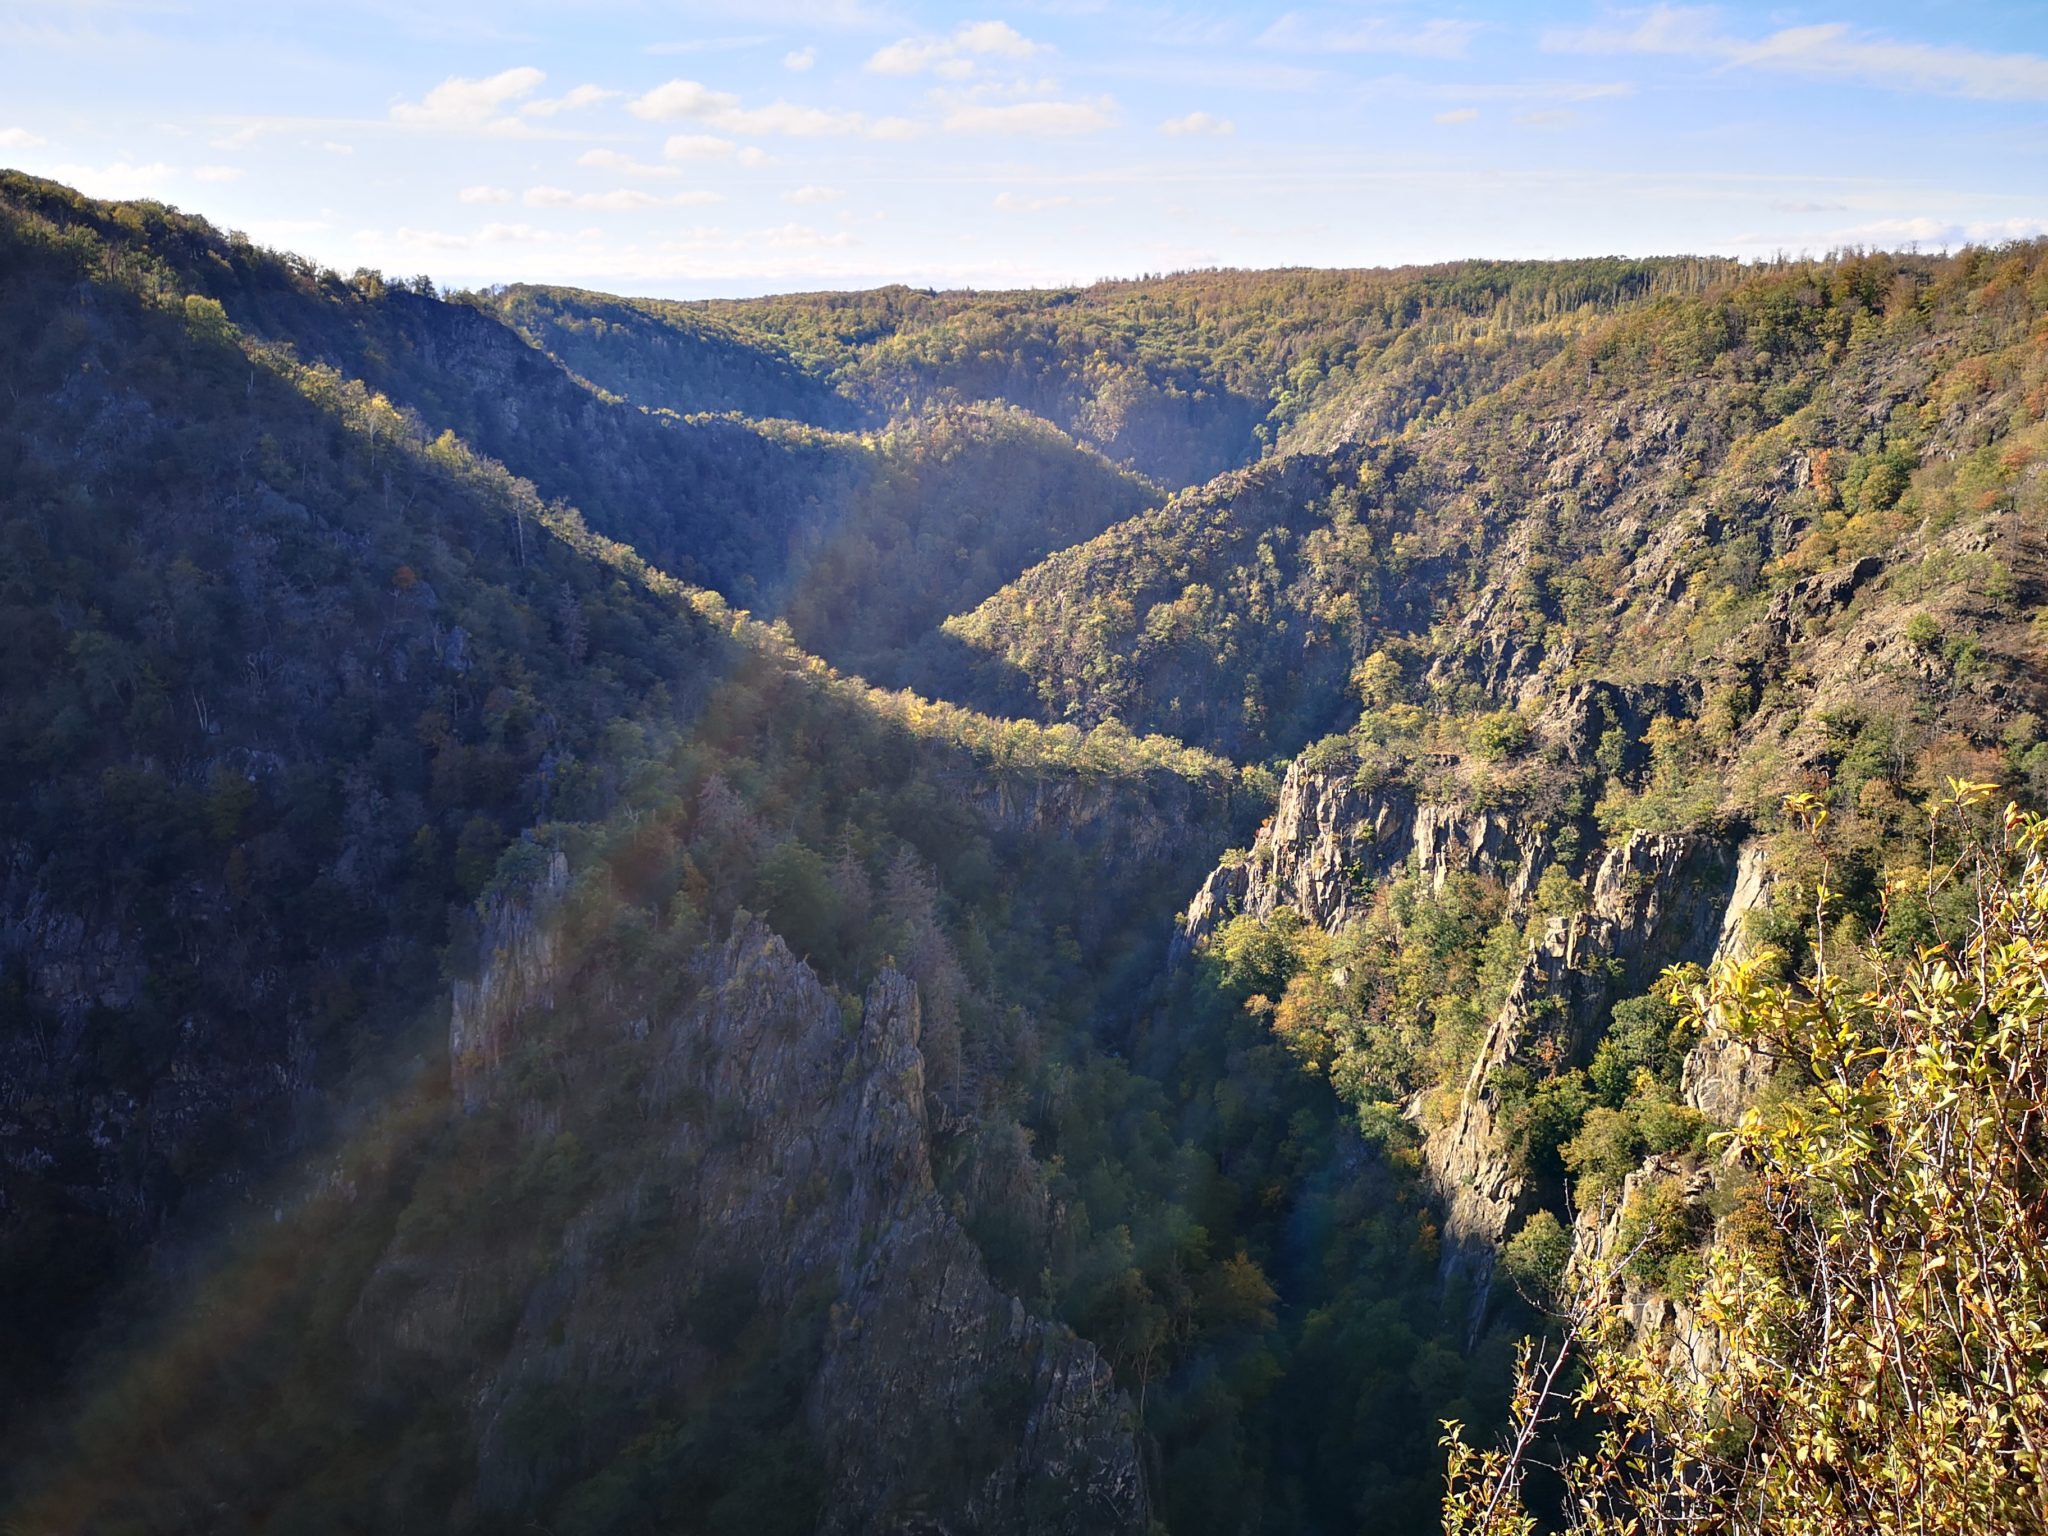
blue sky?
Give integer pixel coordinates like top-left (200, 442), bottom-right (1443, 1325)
top-left (3, 1), bottom-right (2044, 295)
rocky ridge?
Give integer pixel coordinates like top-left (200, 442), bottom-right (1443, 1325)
top-left (1176, 753), bottom-right (1764, 1321)
top-left (1568, 839), bottom-right (1778, 1369)
top-left (1422, 831), bottom-right (1735, 1300)
top-left (376, 894), bottom-right (1147, 1534)
top-left (1175, 765), bottom-right (1552, 961)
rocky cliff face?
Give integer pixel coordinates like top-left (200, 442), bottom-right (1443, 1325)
top-left (1176, 760), bottom-right (1554, 961)
top-left (1570, 1153), bottom-right (1724, 1378)
top-left (1176, 752), bottom-right (1769, 1328)
top-left (1176, 735), bottom-right (1798, 1365)
top-left (369, 906), bottom-right (1145, 1534)
top-left (1569, 840), bottom-right (1777, 1373)
top-left (1680, 840), bottom-right (1777, 1122)
top-left (448, 849), bottom-right (571, 1112)
top-left (969, 762), bottom-right (1232, 882)
top-left (1422, 833), bottom-right (1736, 1309)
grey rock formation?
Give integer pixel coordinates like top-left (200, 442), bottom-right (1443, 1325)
top-left (1173, 750), bottom-right (1750, 1333)
top-left (1571, 1154), bottom-right (1722, 1380)
top-left (1682, 839), bottom-right (1778, 1122)
top-left (1535, 680), bottom-right (1701, 779)
top-left (1422, 833), bottom-right (1736, 1318)
top-left (1761, 555), bottom-right (1883, 653)
top-left (449, 847), bottom-right (570, 1111)
top-left (1572, 842), bottom-right (1778, 1379)
top-left (406, 909), bottom-right (1146, 1533)
top-left (1174, 757), bottom-right (1553, 962)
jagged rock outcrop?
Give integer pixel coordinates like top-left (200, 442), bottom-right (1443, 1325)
top-left (1682, 840), bottom-right (1779, 1121)
top-left (1566, 841), bottom-right (1773, 1381)
top-left (448, 848), bottom-right (571, 1111)
top-left (1169, 752), bottom-right (1757, 1328)
top-left (1422, 834), bottom-right (1737, 1315)
top-left (1411, 801), bottom-right (1553, 905)
top-left (1171, 740), bottom-right (1792, 1341)
top-left (1535, 679), bottom-right (1701, 777)
top-left (1760, 555), bottom-right (1884, 652)
top-left (1571, 1154), bottom-right (1721, 1379)
top-left (393, 913), bottom-right (1145, 1534)
top-left (1177, 857), bottom-right (1254, 961)
top-left (1174, 759), bottom-right (1552, 960)
top-left (968, 764), bottom-right (1229, 876)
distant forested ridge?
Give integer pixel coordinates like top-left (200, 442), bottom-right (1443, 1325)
top-left (485, 258), bottom-right (1741, 492)
top-left (1, 168), bottom-right (2043, 1535)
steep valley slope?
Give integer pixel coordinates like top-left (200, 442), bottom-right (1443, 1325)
top-left (2, 169), bottom-right (2045, 1535)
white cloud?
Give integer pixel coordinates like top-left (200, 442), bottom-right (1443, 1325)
top-left (1544, 6), bottom-right (1719, 59)
top-left (578, 148), bottom-right (679, 178)
top-left (664, 132), bottom-right (739, 160)
top-left (48, 161), bottom-right (176, 198)
top-left (391, 66), bottom-right (546, 130)
top-left (1544, 6), bottom-right (2048, 101)
top-left (1514, 109), bottom-right (1575, 127)
top-left (521, 84), bottom-right (618, 118)
top-left (1434, 107), bottom-right (1480, 124)
top-left (1366, 75), bottom-right (1635, 104)
top-left (459, 185), bottom-right (512, 203)
top-left (784, 184), bottom-right (843, 203)
top-left (319, 140), bottom-right (355, 155)
top-left (720, 101), bottom-right (869, 136)
top-left (192, 164), bottom-right (244, 181)
top-left (944, 98), bottom-right (1116, 135)
top-left (784, 46), bottom-right (817, 71)
top-left (867, 20), bottom-right (1043, 78)
top-left (1836, 214), bottom-right (2048, 247)
top-left (959, 19), bottom-right (1042, 55)
top-left (392, 226), bottom-right (471, 250)
top-left (644, 34), bottom-right (778, 56)
top-left (523, 185), bottom-right (724, 210)
top-left (629, 79), bottom-right (741, 121)
top-left (1258, 13), bottom-right (1478, 60)
top-left (755, 221), bottom-right (854, 249)
top-left (479, 222), bottom-right (554, 243)
top-left (1966, 216), bottom-right (2048, 241)
top-left (1161, 111), bottom-right (1233, 136)
top-left (0, 127), bottom-right (47, 148)
top-left (1100, 57), bottom-right (1324, 92)
top-left (994, 190), bottom-right (1075, 211)
top-left (632, 77), bottom-right (916, 137)
top-left (1839, 216), bottom-right (1959, 245)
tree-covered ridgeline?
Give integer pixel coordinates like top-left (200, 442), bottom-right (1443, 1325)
top-left (946, 242), bottom-right (2047, 767)
top-left (492, 257), bottom-right (1745, 489)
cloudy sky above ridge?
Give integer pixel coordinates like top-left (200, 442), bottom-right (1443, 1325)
top-left (2, 0), bottom-right (2044, 296)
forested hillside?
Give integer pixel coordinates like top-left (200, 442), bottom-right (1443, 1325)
top-left (491, 259), bottom-right (1735, 491)
top-left (2, 167), bottom-right (2043, 1535)
top-left (0, 176), bottom-right (1156, 658)
top-left (950, 247), bottom-right (2046, 764)
top-left (0, 174), bottom-right (1239, 1532)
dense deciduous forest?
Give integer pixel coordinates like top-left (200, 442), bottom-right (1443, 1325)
top-left (2, 167), bottom-right (2044, 1534)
